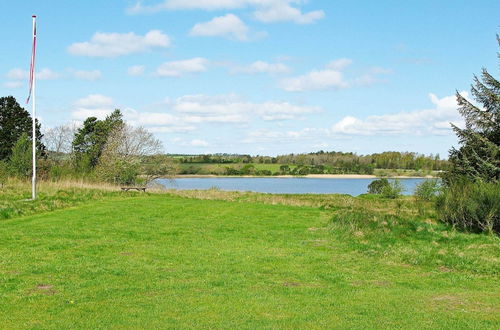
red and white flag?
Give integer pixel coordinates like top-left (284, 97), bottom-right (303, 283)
top-left (26, 15), bottom-right (36, 104)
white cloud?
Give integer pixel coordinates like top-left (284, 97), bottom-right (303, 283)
top-left (231, 60), bottom-right (290, 74)
top-left (279, 59), bottom-right (392, 91)
top-left (326, 58), bottom-right (352, 70)
top-left (189, 14), bottom-right (250, 41)
top-left (128, 65), bottom-right (145, 76)
top-left (172, 94), bottom-right (320, 122)
top-left (72, 108), bottom-right (114, 121)
top-left (68, 30), bottom-right (170, 57)
top-left (3, 81), bottom-right (23, 89)
top-left (253, 3), bottom-right (324, 24)
top-left (123, 108), bottom-right (197, 132)
top-left (280, 69), bottom-right (348, 92)
top-left (71, 69), bottom-right (102, 81)
top-left (127, 1), bottom-right (325, 25)
top-left (37, 68), bottom-right (62, 80)
top-left (74, 94), bottom-right (114, 108)
top-left (70, 93), bottom-right (321, 137)
top-left (155, 58), bottom-right (209, 77)
top-left (331, 92), bottom-right (466, 136)
top-left (6, 68), bottom-right (102, 81)
top-left (6, 68), bottom-right (61, 80)
top-left (279, 59), bottom-right (352, 92)
top-left (243, 127), bottom-right (327, 143)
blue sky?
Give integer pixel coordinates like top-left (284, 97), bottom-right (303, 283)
top-left (1, 0), bottom-right (498, 156)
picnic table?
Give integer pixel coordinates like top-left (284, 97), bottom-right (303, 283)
top-left (120, 187), bottom-right (147, 192)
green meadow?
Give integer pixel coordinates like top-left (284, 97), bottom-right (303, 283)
top-left (0, 182), bottom-right (499, 328)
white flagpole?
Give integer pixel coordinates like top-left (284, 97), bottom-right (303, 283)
top-left (31, 15), bottom-right (36, 200)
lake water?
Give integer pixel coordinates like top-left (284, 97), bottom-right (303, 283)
top-left (156, 177), bottom-right (431, 196)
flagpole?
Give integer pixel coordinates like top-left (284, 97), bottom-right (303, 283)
top-left (31, 15), bottom-right (36, 200)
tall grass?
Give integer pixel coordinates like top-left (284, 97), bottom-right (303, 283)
top-left (0, 178), bottom-right (123, 220)
top-left (436, 181), bottom-right (500, 234)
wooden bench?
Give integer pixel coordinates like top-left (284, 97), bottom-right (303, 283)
top-left (121, 187), bottom-right (146, 192)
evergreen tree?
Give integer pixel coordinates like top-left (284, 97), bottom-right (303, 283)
top-left (448, 66), bottom-right (499, 182)
top-left (72, 109), bottom-right (124, 169)
top-left (0, 96), bottom-right (45, 160)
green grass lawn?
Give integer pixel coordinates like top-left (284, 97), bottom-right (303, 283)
top-left (0, 186), bottom-right (499, 328)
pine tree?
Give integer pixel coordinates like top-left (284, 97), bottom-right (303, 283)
top-left (0, 96), bottom-right (45, 160)
top-left (72, 109), bottom-right (124, 170)
top-left (447, 39), bottom-right (500, 182)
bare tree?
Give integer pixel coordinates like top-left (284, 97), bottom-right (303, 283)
top-left (96, 124), bottom-right (175, 185)
top-left (43, 123), bottom-right (78, 154)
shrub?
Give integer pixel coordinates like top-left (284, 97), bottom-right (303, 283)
top-left (9, 133), bottom-right (32, 179)
top-left (436, 180), bottom-right (500, 234)
top-left (367, 178), bottom-right (389, 194)
top-left (381, 179), bottom-right (404, 199)
top-left (414, 179), bottom-right (441, 202)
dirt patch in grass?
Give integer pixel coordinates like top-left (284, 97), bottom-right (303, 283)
top-left (31, 284), bottom-right (58, 295)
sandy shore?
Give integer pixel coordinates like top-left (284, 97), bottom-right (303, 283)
top-left (173, 174), bottom-right (435, 179)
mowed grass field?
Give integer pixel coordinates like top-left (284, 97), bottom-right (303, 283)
top-left (0, 184), bottom-right (499, 328)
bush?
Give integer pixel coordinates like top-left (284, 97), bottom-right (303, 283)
top-left (367, 178), bottom-right (389, 194)
top-left (9, 133), bottom-right (32, 179)
top-left (381, 179), bottom-right (404, 199)
top-left (414, 179), bottom-right (441, 201)
top-left (436, 180), bottom-right (500, 234)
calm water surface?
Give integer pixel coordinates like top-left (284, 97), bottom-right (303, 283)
top-left (156, 177), bottom-right (431, 196)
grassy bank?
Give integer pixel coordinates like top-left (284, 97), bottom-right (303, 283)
top-left (0, 181), bottom-right (499, 328)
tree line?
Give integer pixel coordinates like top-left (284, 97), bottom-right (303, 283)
top-left (178, 150), bottom-right (448, 174)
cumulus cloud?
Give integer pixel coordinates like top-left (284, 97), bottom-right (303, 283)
top-left (70, 93), bottom-right (321, 136)
top-left (155, 58), bottom-right (209, 77)
top-left (72, 108), bottom-right (114, 121)
top-left (68, 30), bottom-right (170, 57)
top-left (243, 127), bottom-right (328, 143)
top-left (280, 69), bottom-right (349, 92)
top-left (128, 65), bottom-right (145, 76)
top-left (331, 92), bottom-right (466, 136)
top-left (279, 59), bottom-right (353, 92)
top-left (231, 60), bottom-right (290, 74)
top-left (279, 59), bottom-right (393, 91)
top-left (253, 2), bottom-right (324, 24)
top-left (6, 68), bottom-right (102, 81)
top-left (74, 94), bottom-right (114, 108)
top-left (127, 0), bottom-right (324, 24)
top-left (6, 68), bottom-right (61, 80)
top-left (172, 94), bottom-right (320, 122)
top-left (189, 14), bottom-right (250, 41)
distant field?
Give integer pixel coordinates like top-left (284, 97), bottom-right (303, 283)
top-left (178, 162), bottom-right (296, 174)
top-left (177, 162), bottom-right (439, 177)
top-left (0, 182), bottom-right (498, 328)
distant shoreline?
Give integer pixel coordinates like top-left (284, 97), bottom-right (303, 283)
top-left (172, 174), bottom-right (436, 179)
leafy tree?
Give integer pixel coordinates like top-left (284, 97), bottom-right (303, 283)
top-left (0, 96), bottom-right (45, 160)
top-left (367, 178), bottom-right (389, 194)
top-left (447, 41), bottom-right (499, 182)
top-left (95, 123), bottom-right (164, 185)
top-left (9, 133), bottom-right (32, 179)
top-left (72, 109), bottom-right (124, 170)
